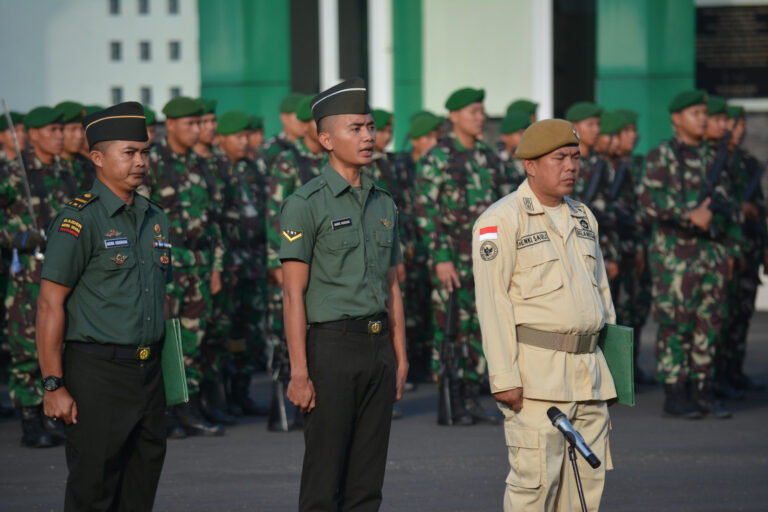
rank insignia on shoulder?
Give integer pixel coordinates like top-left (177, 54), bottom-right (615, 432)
top-left (380, 218), bottom-right (392, 227)
top-left (523, 197), bottom-right (535, 212)
top-left (480, 240), bottom-right (498, 261)
top-left (66, 193), bottom-right (96, 210)
top-left (59, 218), bottom-right (82, 238)
top-left (282, 229), bottom-right (303, 242)
top-left (111, 253), bottom-right (128, 265)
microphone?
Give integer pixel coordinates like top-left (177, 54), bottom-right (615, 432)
top-left (547, 407), bottom-right (601, 469)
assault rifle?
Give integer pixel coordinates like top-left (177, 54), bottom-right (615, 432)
top-left (696, 131), bottom-right (734, 238)
top-left (437, 292), bottom-right (462, 425)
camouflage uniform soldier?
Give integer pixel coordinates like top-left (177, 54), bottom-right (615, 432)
top-left (1, 106), bottom-right (73, 447)
top-left (413, 87), bottom-right (504, 425)
top-left (145, 97), bottom-right (225, 436)
top-left (366, 109), bottom-right (401, 197)
top-left (54, 101), bottom-right (96, 191)
top-left (246, 115), bottom-right (265, 160)
top-left (144, 107), bottom-right (158, 146)
top-left (253, 93), bottom-right (307, 177)
top-left (566, 102), bottom-right (620, 281)
top-left (638, 90), bottom-right (738, 419)
top-left (505, 98), bottom-right (538, 123)
top-left (496, 110), bottom-right (530, 196)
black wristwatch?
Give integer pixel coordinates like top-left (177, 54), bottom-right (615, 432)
top-left (42, 376), bottom-right (64, 392)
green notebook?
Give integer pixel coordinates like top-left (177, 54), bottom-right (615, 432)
top-left (162, 318), bottom-right (189, 406)
top-left (598, 324), bottom-right (635, 406)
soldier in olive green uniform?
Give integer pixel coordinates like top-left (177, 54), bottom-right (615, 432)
top-left (55, 101), bottom-right (96, 191)
top-left (37, 102), bottom-right (171, 511)
top-left (281, 79), bottom-right (407, 511)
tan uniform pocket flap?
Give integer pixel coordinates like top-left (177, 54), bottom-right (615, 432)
top-left (504, 427), bottom-right (542, 489)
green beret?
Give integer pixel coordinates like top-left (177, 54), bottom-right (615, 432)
top-left (296, 96), bottom-right (314, 122)
top-left (311, 78), bottom-right (370, 124)
top-left (515, 119), bottom-right (580, 159)
top-left (614, 108), bottom-right (639, 127)
top-left (143, 107), bottom-right (157, 126)
top-left (249, 115), bottom-right (264, 130)
top-left (409, 112), bottom-right (443, 139)
top-left (0, 111), bottom-right (25, 131)
top-left (83, 101), bottom-right (148, 147)
top-left (217, 110), bottom-right (252, 135)
top-left (500, 110), bottom-right (531, 134)
top-left (445, 87), bottom-right (484, 111)
top-left (599, 110), bottom-right (624, 135)
top-left (24, 106), bottom-right (65, 129)
top-left (162, 96), bottom-right (203, 119)
top-left (565, 102), bottom-right (603, 123)
top-left (707, 95), bottom-right (727, 116)
top-left (198, 97), bottom-right (217, 115)
top-left (85, 105), bottom-right (105, 116)
top-left (372, 109), bottom-right (393, 130)
top-left (279, 93), bottom-right (305, 114)
top-left (54, 101), bottom-right (85, 124)
top-left (668, 90), bottom-right (707, 113)
top-left (727, 105), bottom-right (745, 119)
top-left (506, 99), bottom-right (538, 116)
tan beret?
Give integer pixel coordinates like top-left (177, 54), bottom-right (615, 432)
top-left (515, 119), bottom-right (581, 159)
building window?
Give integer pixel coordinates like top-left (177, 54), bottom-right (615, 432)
top-left (169, 41), bottom-right (181, 61)
top-left (170, 87), bottom-right (182, 99)
top-left (139, 41), bottom-right (151, 62)
top-left (110, 41), bottom-right (122, 61)
top-left (109, 0), bottom-right (120, 15)
top-left (141, 87), bottom-right (152, 106)
top-left (111, 87), bottom-right (123, 104)
top-left (138, 0), bottom-right (149, 15)
top-left (168, 0), bottom-right (179, 15)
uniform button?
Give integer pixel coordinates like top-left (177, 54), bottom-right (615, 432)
top-left (141, 260), bottom-right (146, 265)
top-left (146, 316), bottom-right (151, 321)
top-left (144, 288), bottom-right (149, 293)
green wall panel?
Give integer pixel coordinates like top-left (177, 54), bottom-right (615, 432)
top-left (392, 0), bottom-right (423, 151)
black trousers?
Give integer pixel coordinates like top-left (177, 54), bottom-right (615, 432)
top-left (63, 344), bottom-right (167, 512)
top-left (299, 326), bottom-right (397, 512)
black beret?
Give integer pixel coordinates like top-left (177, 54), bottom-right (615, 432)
top-left (311, 78), bottom-right (370, 124)
top-left (83, 101), bottom-right (148, 147)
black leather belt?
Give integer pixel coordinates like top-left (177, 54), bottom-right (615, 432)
top-left (312, 316), bottom-right (389, 335)
top-left (66, 341), bottom-right (161, 361)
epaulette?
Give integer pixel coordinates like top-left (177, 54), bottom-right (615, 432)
top-left (372, 183), bottom-right (393, 198)
top-left (65, 192), bottom-right (98, 210)
top-left (294, 176), bottom-right (327, 199)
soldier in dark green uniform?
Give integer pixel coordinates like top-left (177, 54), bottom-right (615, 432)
top-left (55, 101), bottom-right (96, 191)
top-left (280, 78), bottom-right (408, 511)
top-left (37, 102), bottom-right (171, 511)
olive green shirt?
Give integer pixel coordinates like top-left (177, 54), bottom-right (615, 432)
top-left (279, 165), bottom-right (402, 323)
top-left (41, 179), bottom-right (172, 345)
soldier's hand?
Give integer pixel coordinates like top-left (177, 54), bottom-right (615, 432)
top-left (210, 270), bottom-right (222, 295)
top-left (635, 251), bottom-right (645, 276)
top-left (394, 361), bottom-right (409, 402)
top-left (43, 387), bottom-right (78, 425)
top-left (396, 263), bottom-right (406, 284)
top-left (728, 257), bottom-right (735, 280)
top-left (743, 201), bottom-right (759, 220)
top-left (607, 261), bottom-right (619, 280)
top-left (287, 375), bottom-right (316, 413)
top-left (689, 198), bottom-right (713, 231)
top-left (13, 229), bottom-right (46, 253)
top-left (436, 262), bottom-right (461, 292)
top-left (494, 387), bottom-right (523, 412)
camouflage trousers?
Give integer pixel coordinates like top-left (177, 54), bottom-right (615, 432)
top-left (430, 263), bottom-right (486, 383)
top-left (202, 271), bottom-right (236, 382)
top-left (719, 264), bottom-right (760, 374)
top-left (649, 243), bottom-right (728, 384)
top-left (403, 255), bottom-right (433, 378)
top-left (231, 275), bottom-right (267, 374)
top-left (613, 250), bottom-right (652, 329)
top-left (167, 265), bottom-right (213, 395)
top-left (4, 258), bottom-right (43, 407)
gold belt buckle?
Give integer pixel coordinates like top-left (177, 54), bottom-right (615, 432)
top-left (368, 321), bottom-right (382, 335)
top-left (136, 346), bottom-right (151, 361)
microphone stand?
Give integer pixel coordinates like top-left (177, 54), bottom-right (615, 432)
top-left (568, 444), bottom-right (588, 512)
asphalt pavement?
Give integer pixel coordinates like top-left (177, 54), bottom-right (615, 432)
top-left (1, 315), bottom-right (767, 511)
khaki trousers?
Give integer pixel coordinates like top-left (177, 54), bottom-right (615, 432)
top-left (499, 398), bottom-right (612, 512)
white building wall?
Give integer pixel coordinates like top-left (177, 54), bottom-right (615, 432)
top-left (0, 0), bottom-right (199, 113)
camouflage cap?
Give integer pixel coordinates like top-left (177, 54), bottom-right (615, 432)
top-left (198, 97), bottom-right (218, 115)
top-left (515, 119), bottom-right (580, 159)
top-left (372, 109), bottom-right (393, 130)
top-left (250, 115), bottom-right (264, 130)
top-left (0, 111), bottom-right (25, 131)
top-left (445, 87), bottom-right (484, 111)
top-left (24, 106), bottom-right (65, 129)
top-left (409, 112), bottom-right (443, 139)
top-left (143, 106), bottom-right (157, 126)
top-left (599, 110), bottom-right (624, 135)
top-left (707, 95), bottom-right (727, 116)
top-left (668, 90), bottom-right (707, 113)
top-left (162, 96), bottom-right (203, 119)
top-left (296, 96), bottom-right (314, 122)
top-left (565, 102), bottom-right (603, 123)
top-left (506, 99), bottom-right (538, 116)
top-left (499, 110), bottom-right (531, 134)
top-left (727, 105), bottom-right (745, 119)
top-left (279, 93), bottom-right (306, 114)
top-left (217, 110), bottom-right (252, 135)
top-left (54, 101), bottom-right (85, 124)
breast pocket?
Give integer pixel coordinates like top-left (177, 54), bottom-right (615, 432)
top-left (579, 238), bottom-right (599, 286)
top-left (374, 227), bottom-right (394, 272)
top-left (323, 229), bottom-right (361, 258)
top-left (97, 251), bottom-right (137, 285)
top-left (515, 243), bottom-right (563, 299)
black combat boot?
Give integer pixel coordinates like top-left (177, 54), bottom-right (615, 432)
top-left (174, 394), bottom-right (225, 436)
top-left (20, 406), bottom-right (55, 448)
top-left (230, 373), bottom-right (269, 416)
top-left (200, 376), bottom-right (237, 426)
top-left (42, 414), bottom-right (67, 444)
top-left (691, 380), bottom-right (732, 419)
top-left (464, 381), bottom-right (502, 425)
top-left (165, 409), bottom-right (187, 440)
top-left (448, 380), bottom-right (474, 426)
top-left (662, 383), bottom-right (703, 419)
top-left (713, 360), bottom-right (745, 401)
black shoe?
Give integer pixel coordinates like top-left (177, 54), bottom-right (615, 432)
top-left (729, 372), bottom-right (767, 392)
top-left (231, 373), bottom-right (269, 416)
top-left (175, 395), bottom-right (225, 436)
top-left (165, 410), bottom-right (187, 439)
top-left (662, 383), bottom-right (703, 419)
top-left (42, 415), bottom-right (67, 444)
top-left (713, 378), bottom-right (745, 401)
top-left (20, 406), bottom-right (56, 448)
top-left (691, 381), bottom-right (732, 419)
top-left (200, 377), bottom-right (237, 425)
top-left (437, 378), bottom-right (474, 426)
top-left (464, 382), bottom-right (502, 425)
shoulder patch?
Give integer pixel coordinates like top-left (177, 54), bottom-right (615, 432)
top-left (294, 176), bottom-right (326, 199)
top-left (65, 192), bottom-right (97, 211)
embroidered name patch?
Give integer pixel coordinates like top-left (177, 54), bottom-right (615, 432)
top-left (59, 218), bottom-right (82, 238)
top-left (480, 240), bottom-right (498, 261)
top-left (575, 229), bottom-right (596, 241)
top-left (332, 218), bottom-right (352, 230)
top-left (516, 231), bottom-right (549, 250)
top-left (282, 229), bottom-right (303, 242)
top-left (104, 238), bottom-right (130, 249)
top-left (478, 226), bottom-right (498, 241)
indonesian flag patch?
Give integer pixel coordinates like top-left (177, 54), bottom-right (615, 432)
top-left (478, 226), bottom-right (498, 241)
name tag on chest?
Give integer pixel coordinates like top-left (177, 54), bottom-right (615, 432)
top-left (332, 218), bottom-right (352, 230)
top-left (516, 232), bottom-right (550, 250)
top-left (104, 238), bottom-right (130, 249)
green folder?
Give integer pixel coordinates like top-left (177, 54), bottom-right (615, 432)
top-left (162, 318), bottom-right (189, 406)
top-left (598, 324), bottom-right (635, 406)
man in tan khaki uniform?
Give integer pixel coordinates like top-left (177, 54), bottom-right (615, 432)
top-left (472, 119), bottom-right (616, 511)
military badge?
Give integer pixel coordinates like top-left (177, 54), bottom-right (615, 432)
top-left (282, 229), bottom-right (303, 242)
top-left (523, 197), bottom-right (535, 212)
top-left (154, 224), bottom-right (161, 233)
top-left (480, 240), bottom-right (498, 261)
top-left (111, 253), bottom-right (128, 265)
top-left (104, 229), bottom-right (122, 238)
top-left (160, 254), bottom-right (170, 265)
top-left (579, 219), bottom-right (590, 230)
top-left (380, 218), bottom-right (392, 227)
